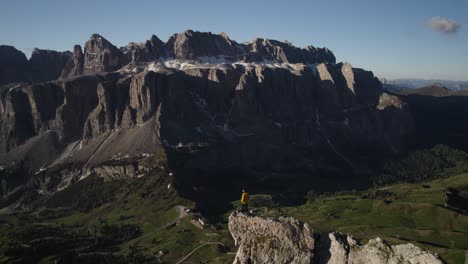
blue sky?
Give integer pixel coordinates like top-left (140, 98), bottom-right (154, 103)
top-left (1, 0), bottom-right (467, 80)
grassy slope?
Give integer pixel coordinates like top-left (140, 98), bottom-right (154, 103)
top-left (0, 169), bottom-right (235, 263)
top-left (0, 154), bottom-right (467, 263)
top-left (253, 173), bottom-right (468, 264)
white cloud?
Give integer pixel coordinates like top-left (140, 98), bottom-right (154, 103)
top-left (427, 17), bottom-right (461, 34)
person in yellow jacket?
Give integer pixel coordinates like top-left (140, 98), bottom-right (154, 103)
top-left (240, 189), bottom-right (249, 213)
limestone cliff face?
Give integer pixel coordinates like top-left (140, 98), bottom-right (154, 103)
top-left (60, 45), bottom-right (84, 79)
top-left (83, 77), bottom-right (131, 138)
top-left (0, 61), bottom-right (413, 192)
top-left (0, 31), bottom-right (414, 196)
top-left (246, 38), bottom-right (336, 64)
top-left (1, 30), bottom-right (337, 82)
top-left (166, 30), bottom-right (240, 60)
top-left (0, 46), bottom-right (72, 85)
top-left (0, 45), bottom-right (29, 85)
top-left (28, 49), bottom-right (72, 82)
top-left (83, 34), bottom-right (128, 74)
top-left (162, 30), bottom-right (336, 64)
top-left (228, 213), bottom-right (443, 264)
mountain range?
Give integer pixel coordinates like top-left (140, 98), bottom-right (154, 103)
top-left (1, 30), bottom-right (467, 264)
top-left (0, 30), bottom-right (415, 203)
top-left (380, 78), bottom-right (468, 91)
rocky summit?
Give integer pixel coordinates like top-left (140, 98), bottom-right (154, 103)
top-left (0, 30), bottom-right (412, 201)
top-left (228, 213), bottom-right (443, 264)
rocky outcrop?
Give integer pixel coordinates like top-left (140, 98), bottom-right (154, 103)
top-left (92, 163), bottom-right (139, 179)
top-left (0, 45), bottom-right (29, 85)
top-left (166, 30), bottom-right (240, 60)
top-left (317, 232), bottom-right (443, 264)
top-left (121, 35), bottom-right (166, 66)
top-left (83, 34), bottom-right (127, 74)
top-left (0, 46), bottom-right (72, 85)
top-left (444, 188), bottom-right (468, 212)
top-left (0, 74), bottom-right (104, 152)
top-left (163, 30), bottom-right (335, 64)
top-left (228, 212), bottom-right (315, 264)
top-left (228, 213), bottom-right (443, 264)
top-left (60, 45), bottom-right (84, 79)
top-left (28, 49), bottom-right (72, 82)
top-left (83, 77), bottom-right (131, 138)
top-left (245, 38), bottom-right (336, 64)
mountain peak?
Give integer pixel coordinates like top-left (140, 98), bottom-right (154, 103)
top-left (90, 33), bottom-right (104, 39)
top-left (401, 82), bottom-right (451, 97)
top-left (432, 82), bottom-right (446, 88)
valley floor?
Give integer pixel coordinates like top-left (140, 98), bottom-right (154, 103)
top-left (0, 171), bottom-right (467, 263)
top-left (252, 173), bottom-right (468, 264)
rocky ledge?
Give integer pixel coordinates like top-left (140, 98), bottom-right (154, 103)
top-left (228, 213), bottom-right (443, 264)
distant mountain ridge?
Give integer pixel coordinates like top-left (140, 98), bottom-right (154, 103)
top-left (384, 81), bottom-right (468, 97)
top-left (1, 30), bottom-right (336, 86)
top-left (400, 83), bottom-right (451, 97)
top-left (0, 46), bottom-right (71, 85)
top-left (380, 78), bottom-right (468, 91)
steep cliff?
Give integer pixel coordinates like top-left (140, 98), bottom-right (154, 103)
top-left (83, 34), bottom-right (128, 73)
top-left (0, 45), bottom-right (29, 85)
top-left (60, 45), bottom-right (84, 79)
top-left (0, 30), bottom-right (413, 198)
top-left (0, 46), bottom-right (72, 85)
top-left (28, 48), bottom-right (72, 82)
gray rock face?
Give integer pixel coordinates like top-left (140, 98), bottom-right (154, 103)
top-left (245, 38), bottom-right (336, 64)
top-left (166, 30), bottom-right (239, 60)
top-left (1, 31), bottom-right (337, 83)
top-left (317, 232), bottom-right (443, 264)
top-left (0, 60), bottom-right (413, 192)
top-left (83, 77), bottom-right (131, 139)
top-left (0, 45), bottom-right (29, 85)
top-left (83, 34), bottom-right (127, 73)
top-left (28, 48), bottom-right (72, 82)
top-left (121, 35), bottom-right (166, 65)
top-left (0, 74), bottom-right (103, 152)
top-left (0, 46), bottom-right (72, 85)
top-left (0, 31), bottom-right (414, 197)
top-left (228, 212), bottom-right (315, 264)
top-left (163, 30), bottom-right (335, 63)
top-left (228, 214), bottom-right (443, 264)
top-left (60, 45), bottom-right (84, 79)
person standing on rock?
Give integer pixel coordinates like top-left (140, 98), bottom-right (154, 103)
top-left (240, 189), bottom-right (249, 213)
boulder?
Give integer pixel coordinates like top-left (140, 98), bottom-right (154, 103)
top-left (228, 213), bottom-right (444, 264)
top-left (228, 212), bottom-right (315, 264)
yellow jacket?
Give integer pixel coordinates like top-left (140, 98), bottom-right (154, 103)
top-left (241, 192), bottom-right (249, 204)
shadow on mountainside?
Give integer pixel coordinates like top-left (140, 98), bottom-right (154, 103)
top-left (165, 145), bottom-right (374, 219)
top-left (405, 95), bottom-right (468, 152)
